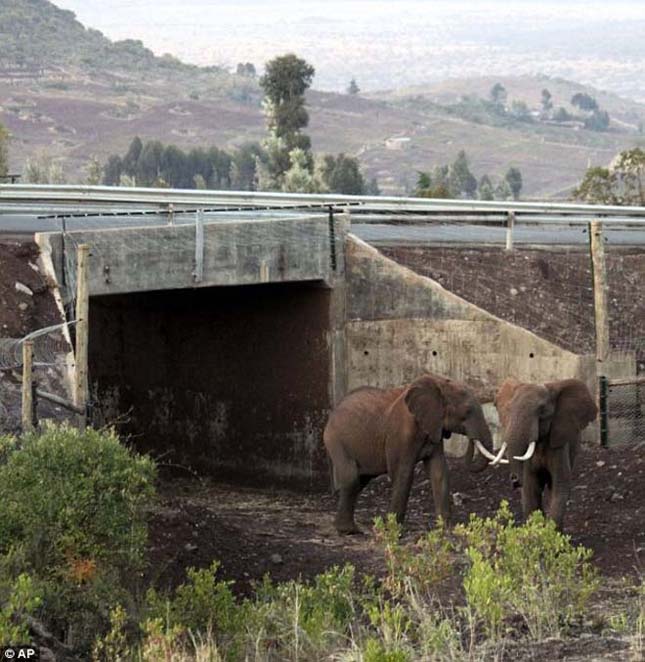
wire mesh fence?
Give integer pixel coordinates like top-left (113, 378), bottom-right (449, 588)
top-left (602, 377), bottom-right (645, 448)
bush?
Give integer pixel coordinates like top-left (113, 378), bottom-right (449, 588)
top-left (374, 514), bottom-right (453, 599)
top-left (456, 501), bottom-right (598, 640)
top-left (0, 423), bottom-right (156, 652)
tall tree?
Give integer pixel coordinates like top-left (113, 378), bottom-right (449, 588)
top-left (505, 167), bottom-right (523, 199)
top-left (347, 78), bottom-right (360, 95)
top-left (449, 150), bottom-right (477, 198)
top-left (490, 82), bottom-right (507, 106)
top-left (478, 174), bottom-right (495, 200)
top-left (259, 54), bottom-right (315, 189)
top-left (571, 92), bottom-right (598, 112)
top-left (541, 88), bottom-right (553, 112)
top-left (122, 136), bottom-right (143, 177)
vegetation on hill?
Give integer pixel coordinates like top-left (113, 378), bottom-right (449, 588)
top-left (96, 53), bottom-right (376, 194)
top-left (415, 150), bottom-right (523, 200)
top-left (0, 0), bottom-right (215, 75)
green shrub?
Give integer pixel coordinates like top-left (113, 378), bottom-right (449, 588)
top-left (145, 561), bottom-right (242, 641)
top-left (374, 514), bottom-right (453, 600)
top-left (0, 423), bottom-right (156, 652)
top-left (456, 501), bottom-right (598, 640)
top-left (0, 572), bottom-right (42, 646)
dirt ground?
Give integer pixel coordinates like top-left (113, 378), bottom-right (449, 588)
top-left (147, 444), bottom-right (644, 594)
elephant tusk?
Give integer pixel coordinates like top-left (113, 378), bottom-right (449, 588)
top-left (489, 442), bottom-right (509, 466)
top-left (474, 440), bottom-right (499, 462)
top-left (513, 441), bottom-right (536, 461)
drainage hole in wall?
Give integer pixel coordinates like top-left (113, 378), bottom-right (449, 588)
top-left (432, 350), bottom-right (438, 357)
top-left (364, 350), bottom-right (369, 356)
top-left (529, 352), bottom-right (535, 358)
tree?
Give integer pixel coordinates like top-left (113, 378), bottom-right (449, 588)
top-left (0, 123), bottom-right (9, 178)
top-left (571, 92), bottom-right (598, 112)
top-left (283, 148), bottom-right (319, 193)
top-left (448, 150), bottom-right (477, 198)
top-left (490, 83), bottom-right (507, 106)
top-left (347, 78), bottom-right (360, 95)
top-left (495, 179), bottom-right (513, 200)
top-left (584, 110), bottom-right (610, 132)
top-left (85, 157), bottom-right (102, 185)
top-left (236, 62), bottom-right (256, 77)
top-left (366, 177), bottom-right (381, 196)
top-left (505, 167), bottom-right (523, 199)
top-left (259, 53), bottom-right (315, 189)
top-left (573, 149), bottom-right (645, 204)
top-left (573, 167), bottom-right (618, 204)
top-left (122, 136), bottom-right (143, 177)
top-left (23, 153), bottom-right (66, 184)
top-left (103, 155), bottom-right (123, 185)
top-left (510, 100), bottom-right (531, 121)
top-left (318, 153), bottom-right (366, 194)
top-left (477, 174), bottom-right (495, 200)
top-left (260, 54), bottom-right (315, 142)
top-left (135, 140), bottom-right (164, 186)
top-left (553, 107), bottom-right (573, 122)
top-left (541, 88), bottom-right (553, 113)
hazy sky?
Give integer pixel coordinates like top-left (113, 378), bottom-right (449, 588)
top-left (54, 1), bottom-right (645, 98)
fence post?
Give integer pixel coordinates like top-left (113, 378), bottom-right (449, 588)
top-left (589, 220), bottom-right (609, 365)
top-left (74, 244), bottom-right (90, 428)
top-left (505, 211), bottom-right (515, 251)
top-left (598, 375), bottom-right (609, 447)
top-left (21, 339), bottom-right (34, 432)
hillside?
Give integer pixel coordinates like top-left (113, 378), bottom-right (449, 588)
top-left (1, 1), bottom-right (645, 196)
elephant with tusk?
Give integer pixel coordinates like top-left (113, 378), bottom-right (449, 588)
top-left (323, 373), bottom-right (495, 535)
top-left (493, 377), bottom-right (598, 529)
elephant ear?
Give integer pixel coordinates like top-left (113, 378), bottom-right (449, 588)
top-left (495, 377), bottom-right (522, 429)
top-left (404, 375), bottom-right (444, 443)
top-left (545, 379), bottom-right (598, 449)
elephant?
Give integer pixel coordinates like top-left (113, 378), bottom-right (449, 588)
top-left (490, 377), bottom-right (598, 529)
top-left (323, 373), bottom-right (495, 534)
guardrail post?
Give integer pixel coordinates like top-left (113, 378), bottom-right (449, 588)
top-left (74, 244), bottom-right (90, 428)
top-left (505, 211), bottom-right (515, 251)
top-left (21, 340), bottom-right (35, 433)
top-left (589, 220), bottom-right (609, 366)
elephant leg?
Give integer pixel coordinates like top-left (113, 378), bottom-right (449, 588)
top-left (423, 448), bottom-right (450, 525)
top-left (388, 456), bottom-right (417, 526)
top-left (331, 453), bottom-right (365, 535)
top-left (521, 466), bottom-right (543, 520)
top-left (547, 451), bottom-right (572, 530)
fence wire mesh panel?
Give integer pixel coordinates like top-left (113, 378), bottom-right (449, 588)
top-left (0, 322), bottom-right (74, 431)
top-left (604, 378), bottom-right (645, 447)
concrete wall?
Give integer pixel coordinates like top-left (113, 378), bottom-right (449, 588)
top-left (88, 281), bottom-right (332, 485)
top-left (45, 215), bottom-right (334, 298)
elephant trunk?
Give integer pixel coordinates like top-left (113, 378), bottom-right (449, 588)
top-left (464, 418), bottom-right (494, 474)
top-left (502, 412), bottom-right (538, 487)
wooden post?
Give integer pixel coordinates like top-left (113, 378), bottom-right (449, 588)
top-left (589, 220), bottom-right (609, 365)
top-left (73, 244), bottom-right (90, 428)
top-left (21, 340), bottom-right (34, 432)
top-left (505, 211), bottom-right (515, 251)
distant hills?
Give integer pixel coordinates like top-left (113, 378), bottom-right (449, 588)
top-left (1, 0), bottom-right (645, 197)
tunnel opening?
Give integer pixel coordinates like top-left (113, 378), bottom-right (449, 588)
top-left (88, 281), bottom-right (332, 488)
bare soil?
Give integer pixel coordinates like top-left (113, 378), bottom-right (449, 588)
top-left (147, 444), bottom-right (644, 594)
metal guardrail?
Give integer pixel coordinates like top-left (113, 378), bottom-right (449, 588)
top-left (2, 184), bottom-right (645, 222)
